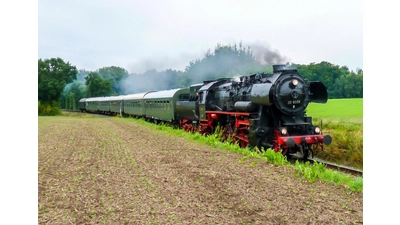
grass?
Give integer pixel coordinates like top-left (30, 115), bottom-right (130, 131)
top-left (307, 98), bottom-right (363, 169)
top-left (307, 98), bottom-right (363, 125)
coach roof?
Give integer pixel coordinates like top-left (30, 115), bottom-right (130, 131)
top-left (123, 91), bottom-right (154, 101)
top-left (143, 88), bottom-right (187, 99)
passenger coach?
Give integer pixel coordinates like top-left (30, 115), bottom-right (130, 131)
top-left (143, 88), bottom-right (190, 123)
top-left (122, 92), bottom-right (153, 117)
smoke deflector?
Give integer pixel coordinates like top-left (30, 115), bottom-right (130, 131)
top-left (309, 81), bottom-right (328, 103)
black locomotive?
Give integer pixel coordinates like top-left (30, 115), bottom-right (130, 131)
top-left (80, 64), bottom-right (332, 160)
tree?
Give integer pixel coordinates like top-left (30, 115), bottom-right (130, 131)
top-left (97, 66), bottom-right (128, 95)
top-left (184, 43), bottom-right (264, 84)
top-left (59, 81), bottom-right (87, 109)
top-left (38, 57), bottom-right (78, 103)
top-left (85, 72), bottom-right (112, 97)
top-left (76, 69), bottom-right (91, 82)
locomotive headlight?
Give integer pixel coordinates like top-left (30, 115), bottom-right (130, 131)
top-left (289, 79), bottom-right (299, 89)
top-left (280, 128), bottom-right (288, 135)
top-left (314, 126), bottom-right (321, 134)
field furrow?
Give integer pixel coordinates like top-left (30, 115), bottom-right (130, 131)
top-left (38, 116), bottom-right (363, 224)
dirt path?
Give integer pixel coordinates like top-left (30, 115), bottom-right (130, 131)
top-left (38, 116), bottom-right (363, 224)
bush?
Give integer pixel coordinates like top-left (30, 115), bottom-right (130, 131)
top-left (38, 101), bottom-right (62, 116)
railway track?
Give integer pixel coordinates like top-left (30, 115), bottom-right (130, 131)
top-left (308, 157), bottom-right (363, 177)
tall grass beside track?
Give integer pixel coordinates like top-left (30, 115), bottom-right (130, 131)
top-left (307, 98), bottom-right (363, 169)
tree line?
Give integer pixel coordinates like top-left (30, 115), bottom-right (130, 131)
top-left (38, 43), bottom-right (363, 113)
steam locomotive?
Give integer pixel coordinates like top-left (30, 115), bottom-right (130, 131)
top-left (79, 64), bottom-right (332, 160)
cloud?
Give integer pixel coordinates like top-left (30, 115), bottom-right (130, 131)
top-left (39, 0), bottom-right (363, 72)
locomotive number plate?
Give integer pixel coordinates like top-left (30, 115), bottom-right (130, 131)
top-left (287, 100), bottom-right (301, 104)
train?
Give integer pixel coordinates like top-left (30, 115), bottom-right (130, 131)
top-left (78, 64), bottom-right (332, 160)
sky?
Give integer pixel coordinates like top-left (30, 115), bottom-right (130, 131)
top-left (38, 0), bottom-right (363, 73)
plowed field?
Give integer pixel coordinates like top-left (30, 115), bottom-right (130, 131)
top-left (38, 116), bottom-right (363, 224)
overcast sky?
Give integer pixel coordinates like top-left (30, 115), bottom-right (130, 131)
top-left (38, 0), bottom-right (363, 73)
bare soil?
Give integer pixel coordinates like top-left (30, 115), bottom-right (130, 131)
top-left (38, 116), bottom-right (363, 224)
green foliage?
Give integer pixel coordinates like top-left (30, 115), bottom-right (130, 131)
top-left (97, 66), bottom-right (129, 95)
top-left (294, 160), bottom-right (362, 192)
top-left (76, 69), bottom-right (90, 82)
top-left (293, 62), bottom-right (363, 99)
top-left (38, 57), bottom-right (78, 102)
top-left (294, 161), bottom-right (326, 182)
top-left (38, 101), bottom-right (62, 116)
top-left (184, 42), bottom-right (267, 85)
top-left (347, 177), bottom-right (363, 192)
top-left (260, 149), bottom-right (289, 165)
top-left (85, 72), bottom-right (113, 97)
top-left (60, 81), bottom-right (87, 110)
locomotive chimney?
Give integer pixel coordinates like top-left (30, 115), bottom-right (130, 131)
top-left (273, 64), bottom-right (286, 73)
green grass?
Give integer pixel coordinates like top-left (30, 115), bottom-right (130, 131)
top-left (306, 98), bottom-right (363, 169)
top-left (293, 160), bottom-right (362, 192)
top-left (307, 98), bottom-right (363, 125)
